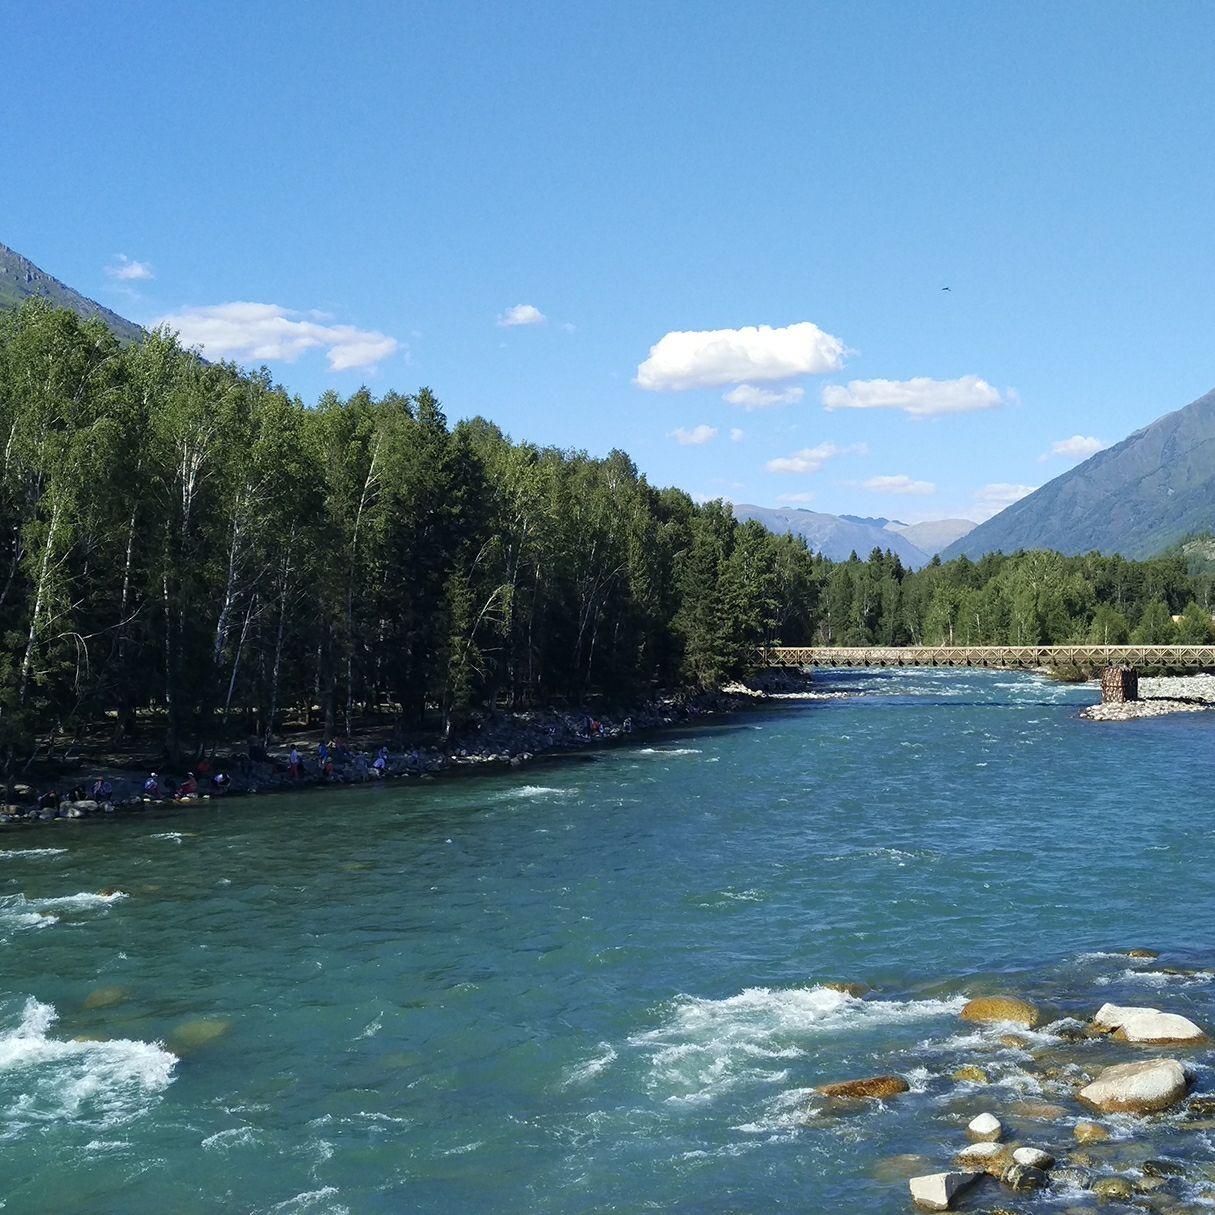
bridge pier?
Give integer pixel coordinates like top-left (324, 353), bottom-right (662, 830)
top-left (1099, 665), bottom-right (1139, 703)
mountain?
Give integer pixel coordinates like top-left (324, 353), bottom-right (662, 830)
top-left (732, 504), bottom-right (975, 567)
top-left (942, 386), bottom-right (1215, 561)
top-left (0, 241), bottom-right (143, 343)
top-left (888, 518), bottom-right (977, 554)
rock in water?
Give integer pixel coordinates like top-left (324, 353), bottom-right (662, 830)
top-left (1073, 1120), bottom-right (1109, 1142)
top-left (952, 1064), bottom-right (989, 1083)
top-left (1001, 1161), bottom-right (1048, 1192)
top-left (908, 1172), bottom-right (978, 1211)
top-left (170, 1017), bottom-right (232, 1050)
top-left (1012, 1146), bottom-right (1054, 1170)
top-left (816, 1074), bottom-right (910, 1099)
top-left (1078, 1059), bottom-right (1189, 1114)
top-left (960, 995), bottom-right (1041, 1027)
top-left (82, 985), bottom-right (129, 1010)
top-left (1092, 1002), bottom-right (1207, 1044)
top-left (967, 1111), bottom-right (1003, 1142)
top-left (954, 1141), bottom-right (1008, 1175)
top-left (1092, 1176), bottom-right (1134, 1200)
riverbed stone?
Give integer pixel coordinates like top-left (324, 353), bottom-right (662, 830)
top-left (82, 985), bottom-right (129, 1010)
top-left (170, 1017), bottom-right (232, 1050)
top-left (1075, 1120), bottom-right (1110, 1142)
top-left (1124, 948), bottom-right (1160, 959)
top-left (961, 995), bottom-right (1041, 1028)
top-left (870, 1154), bottom-right (934, 1182)
top-left (823, 981), bottom-right (871, 998)
top-left (1001, 1161), bottom-right (1048, 1192)
top-left (1078, 1059), bottom-right (1190, 1114)
top-left (1012, 1146), bottom-right (1055, 1170)
top-left (908, 1171), bottom-right (979, 1211)
top-left (967, 1111), bottom-right (1003, 1141)
top-left (954, 1140), bottom-right (1008, 1175)
top-left (1093, 1003), bottom-right (1207, 1045)
top-left (952, 1064), bottom-right (989, 1083)
top-left (816, 1074), bottom-right (909, 1099)
top-left (1008, 1098), bottom-right (1070, 1121)
top-left (1091, 1176), bottom-right (1134, 1201)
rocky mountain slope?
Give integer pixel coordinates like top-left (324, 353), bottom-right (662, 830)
top-left (943, 386), bottom-right (1215, 560)
top-left (0, 241), bottom-right (142, 342)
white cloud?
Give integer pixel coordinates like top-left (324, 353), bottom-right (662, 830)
top-left (729, 427), bottom-right (745, 443)
top-left (766, 441), bottom-right (868, 474)
top-left (105, 254), bottom-right (154, 281)
top-left (497, 304), bottom-right (547, 327)
top-left (723, 383), bottom-right (805, 410)
top-left (154, 302), bottom-right (400, 372)
top-left (862, 474), bottom-right (936, 496)
top-left (669, 424), bottom-right (718, 446)
top-left (636, 321), bottom-right (846, 391)
top-left (973, 482), bottom-right (1037, 519)
top-left (822, 374), bottom-right (1007, 417)
top-left (1039, 434), bottom-right (1105, 462)
top-left (778, 491), bottom-right (816, 504)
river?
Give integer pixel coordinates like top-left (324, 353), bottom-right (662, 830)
top-left (1, 669), bottom-right (1213, 1212)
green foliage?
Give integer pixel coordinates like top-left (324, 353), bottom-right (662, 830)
top-left (0, 301), bottom-right (818, 769)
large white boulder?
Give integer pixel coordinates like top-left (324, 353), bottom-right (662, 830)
top-left (908, 1172), bottom-right (979, 1211)
top-left (1092, 1002), bottom-right (1206, 1044)
top-left (1078, 1058), bottom-right (1190, 1113)
top-left (966, 1111), bottom-right (1002, 1141)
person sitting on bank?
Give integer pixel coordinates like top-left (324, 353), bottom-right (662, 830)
top-left (90, 776), bottom-right (113, 800)
top-left (38, 789), bottom-right (58, 810)
top-left (211, 771), bottom-right (231, 793)
top-left (143, 773), bottom-right (161, 799)
top-left (178, 773), bottom-right (198, 798)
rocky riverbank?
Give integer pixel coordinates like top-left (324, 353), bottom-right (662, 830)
top-left (0, 669), bottom-right (817, 828)
top-left (811, 952), bottom-right (1215, 1212)
top-left (1080, 672), bottom-right (1215, 721)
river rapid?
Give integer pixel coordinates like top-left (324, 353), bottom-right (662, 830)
top-left (1, 669), bottom-right (1213, 1213)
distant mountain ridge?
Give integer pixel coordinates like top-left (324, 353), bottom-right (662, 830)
top-left (942, 385), bottom-right (1215, 561)
top-left (733, 504), bottom-right (975, 567)
top-left (0, 241), bottom-right (143, 343)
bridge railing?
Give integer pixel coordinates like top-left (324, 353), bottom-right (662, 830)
top-left (758, 644), bottom-right (1215, 670)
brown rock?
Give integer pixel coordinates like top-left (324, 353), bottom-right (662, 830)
top-left (82, 985), bottom-right (129, 1010)
top-left (816, 1074), bottom-right (909, 1100)
top-left (823, 981), bottom-right (871, 998)
top-left (952, 1064), bottom-right (989, 1084)
top-left (1124, 948), bottom-right (1160, 959)
top-left (960, 995), bottom-right (1041, 1028)
top-left (1008, 1099), bottom-right (1070, 1121)
top-left (1077, 1058), bottom-right (1189, 1114)
top-left (1074, 1120), bottom-right (1110, 1143)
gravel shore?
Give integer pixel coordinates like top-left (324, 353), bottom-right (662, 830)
top-left (1080, 672), bottom-right (1215, 721)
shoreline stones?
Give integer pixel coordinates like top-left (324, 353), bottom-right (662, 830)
top-left (954, 1141), bottom-right (1008, 1176)
top-left (960, 995), bottom-right (1041, 1028)
top-left (1074, 1120), bottom-right (1110, 1143)
top-left (816, 1074), bottom-right (909, 1100)
top-left (1012, 1146), bottom-right (1054, 1170)
top-left (1092, 1002), bottom-right (1207, 1045)
top-left (908, 1171), bottom-right (979, 1211)
top-left (1078, 1058), bottom-right (1190, 1114)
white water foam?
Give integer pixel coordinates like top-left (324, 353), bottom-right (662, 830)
top-left (0, 890), bottom-right (127, 931)
top-left (150, 832), bottom-right (185, 843)
top-left (0, 848), bottom-right (67, 860)
top-left (564, 1042), bottom-right (617, 1086)
top-left (637, 747), bottom-right (702, 756)
top-left (496, 786), bottom-right (574, 800)
top-left (0, 997), bottom-right (176, 1138)
top-left (632, 986), bottom-right (965, 1106)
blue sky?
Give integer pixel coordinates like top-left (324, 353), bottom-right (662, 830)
top-left (5, 1), bottom-right (1215, 522)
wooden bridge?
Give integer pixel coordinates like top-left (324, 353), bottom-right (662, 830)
top-left (759, 644), bottom-right (1215, 671)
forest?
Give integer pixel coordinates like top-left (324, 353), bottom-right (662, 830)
top-left (1, 299), bottom-right (1212, 771)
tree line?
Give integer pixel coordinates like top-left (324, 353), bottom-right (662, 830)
top-left (4, 300), bottom-right (1213, 772)
top-left (0, 300), bottom-right (816, 771)
top-left (813, 546), bottom-right (1215, 648)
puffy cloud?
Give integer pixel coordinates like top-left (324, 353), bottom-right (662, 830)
top-left (729, 427), bottom-right (745, 443)
top-left (636, 321), bottom-right (846, 391)
top-left (154, 302), bottom-right (400, 371)
top-left (497, 304), bottom-right (546, 327)
top-left (822, 374), bottom-right (1007, 417)
top-left (1039, 434), bottom-right (1105, 462)
top-left (105, 254), bottom-right (154, 281)
top-left (766, 441), bottom-right (868, 475)
top-left (862, 474), bottom-right (935, 496)
top-left (669, 424), bottom-right (718, 446)
top-left (723, 383), bottom-right (806, 410)
top-left (973, 482), bottom-right (1037, 519)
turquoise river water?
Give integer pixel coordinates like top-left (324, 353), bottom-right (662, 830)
top-left (1, 669), bottom-right (1214, 1213)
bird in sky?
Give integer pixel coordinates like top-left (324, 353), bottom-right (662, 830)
top-left (941, 286), bottom-right (951, 292)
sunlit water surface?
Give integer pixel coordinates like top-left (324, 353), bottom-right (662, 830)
top-left (2, 670), bottom-right (1213, 1212)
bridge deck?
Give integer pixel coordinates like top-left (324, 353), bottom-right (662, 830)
top-left (761, 645), bottom-right (1215, 670)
